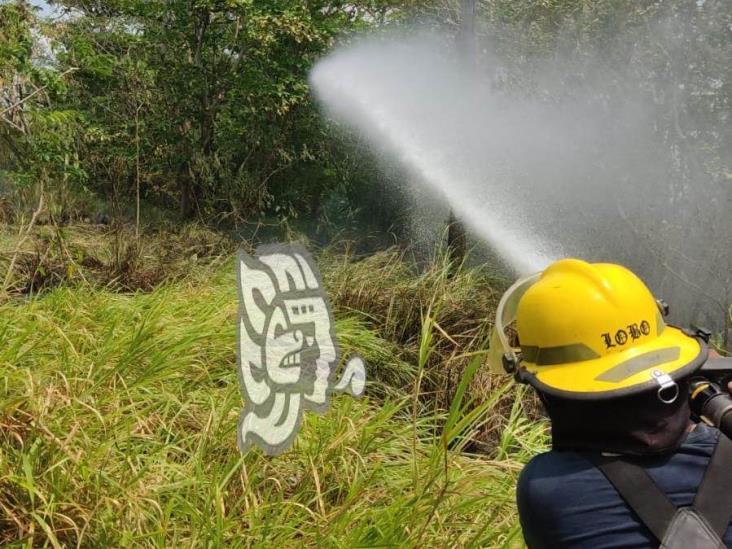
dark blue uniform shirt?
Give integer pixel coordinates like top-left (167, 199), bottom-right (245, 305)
top-left (517, 424), bottom-right (732, 548)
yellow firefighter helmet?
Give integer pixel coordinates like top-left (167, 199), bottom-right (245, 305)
top-left (488, 258), bottom-right (708, 399)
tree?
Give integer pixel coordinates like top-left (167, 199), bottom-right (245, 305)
top-left (0, 0), bottom-right (83, 217)
top-left (51, 0), bottom-right (403, 223)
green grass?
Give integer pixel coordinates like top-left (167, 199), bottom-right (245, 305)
top-left (0, 249), bottom-right (548, 547)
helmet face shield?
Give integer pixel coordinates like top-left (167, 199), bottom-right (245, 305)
top-left (487, 272), bottom-right (540, 374)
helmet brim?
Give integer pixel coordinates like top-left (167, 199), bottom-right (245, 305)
top-left (519, 326), bottom-right (707, 400)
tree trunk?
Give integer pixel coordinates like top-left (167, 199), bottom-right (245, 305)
top-left (179, 162), bottom-right (194, 219)
top-left (447, 210), bottom-right (467, 271)
top-left (446, 0), bottom-right (475, 273)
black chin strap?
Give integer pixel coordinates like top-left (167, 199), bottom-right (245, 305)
top-left (586, 434), bottom-right (732, 542)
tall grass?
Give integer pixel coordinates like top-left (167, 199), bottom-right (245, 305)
top-left (0, 223), bottom-right (234, 296)
top-left (0, 248), bottom-right (548, 546)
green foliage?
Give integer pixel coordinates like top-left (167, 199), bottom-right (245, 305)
top-left (2, 0), bottom-right (731, 233)
top-left (0, 2), bottom-right (33, 74)
top-left (0, 249), bottom-right (545, 546)
top-left (0, 1), bottom-right (86, 216)
top-left (49, 0), bottom-right (403, 223)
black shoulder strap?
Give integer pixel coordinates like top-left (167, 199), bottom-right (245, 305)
top-left (693, 434), bottom-right (732, 538)
top-left (586, 453), bottom-right (677, 542)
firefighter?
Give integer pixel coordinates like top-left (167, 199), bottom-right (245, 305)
top-left (488, 258), bottom-right (732, 548)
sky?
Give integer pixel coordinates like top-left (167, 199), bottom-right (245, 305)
top-left (0, 0), bottom-right (59, 16)
top-left (29, 0), bottom-right (58, 16)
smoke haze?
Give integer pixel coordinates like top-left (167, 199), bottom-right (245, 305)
top-left (310, 19), bottom-right (732, 330)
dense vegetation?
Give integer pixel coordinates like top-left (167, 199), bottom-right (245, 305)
top-left (2, 1), bottom-right (729, 232)
top-left (1, 0), bottom-right (424, 238)
top-left (0, 227), bottom-right (546, 546)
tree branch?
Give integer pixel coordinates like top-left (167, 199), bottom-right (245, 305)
top-left (0, 67), bottom-right (78, 116)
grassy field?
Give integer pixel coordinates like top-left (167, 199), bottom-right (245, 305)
top-left (0, 225), bottom-right (548, 547)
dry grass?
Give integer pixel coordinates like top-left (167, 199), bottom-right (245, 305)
top-left (323, 246), bottom-right (544, 448)
top-left (0, 226), bottom-right (548, 547)
top-left (0, 222), bottom-right (234, 295)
